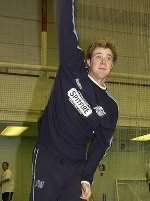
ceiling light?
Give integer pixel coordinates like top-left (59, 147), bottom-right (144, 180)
top-left (131, 134), bottom-right (150, 142)
top-left (0, 126), bottom-right (28, 136)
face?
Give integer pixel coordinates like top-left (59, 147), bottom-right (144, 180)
top-left (2, 163), bottom-right (8, 171)
top-left (87, 47), bottom-right (113, 83)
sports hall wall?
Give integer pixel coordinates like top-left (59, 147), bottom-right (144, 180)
top-left (0, 0), bottom-right (150, 201)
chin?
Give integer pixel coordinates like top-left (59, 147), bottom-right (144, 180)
top-left (97, 74), bottom-right (107, 80)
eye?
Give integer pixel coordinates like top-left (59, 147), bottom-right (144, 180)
top-left (95, 55), bottom-right (102, 60)
top-left (106, 56), bottom-right (113, 62)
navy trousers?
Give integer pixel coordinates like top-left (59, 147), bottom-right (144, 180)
top-left (29, 145), bottom-right (85, 201)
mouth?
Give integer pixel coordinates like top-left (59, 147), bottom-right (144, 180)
top-left (98, 67), bottom-right (106, 71)
top-left (98, 64), bottom-right (107, 69)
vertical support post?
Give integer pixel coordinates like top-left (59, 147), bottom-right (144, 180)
top-left (41, 0), bottom-right (48, 66)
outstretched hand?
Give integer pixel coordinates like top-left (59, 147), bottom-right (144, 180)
top-left (80, 182), bottom-right (91, 200)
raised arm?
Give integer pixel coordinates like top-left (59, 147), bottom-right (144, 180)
top-left (56, 0), bottom-right (84, 68)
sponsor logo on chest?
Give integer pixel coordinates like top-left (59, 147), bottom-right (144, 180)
top-left (67, 88), bottom-right (92, 117)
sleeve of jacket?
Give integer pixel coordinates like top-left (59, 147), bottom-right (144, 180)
top-left (81, 126), bottom-right (115, 184)
top-left (81, 104), bottom-right (119, 184)
top-left (56, 0), bottom-right (84, 70)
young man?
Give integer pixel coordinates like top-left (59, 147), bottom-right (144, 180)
top-left (0, 162), bottom-right (14, 201)
top-left (29, 0), bottom-right (118, 200)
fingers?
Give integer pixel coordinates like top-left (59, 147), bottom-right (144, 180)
top-left (80, 182), bottom-right (91, 200)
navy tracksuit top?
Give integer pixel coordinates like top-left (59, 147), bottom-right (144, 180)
top-left (37, 0), bottom-right (118, 184)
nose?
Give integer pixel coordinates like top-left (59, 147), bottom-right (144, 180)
top-left (100, 57), bottom-right (106, 64)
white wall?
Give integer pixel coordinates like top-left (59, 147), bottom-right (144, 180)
top-left (0, 136), bottom-right (36, 201)
top-left (92, 140), bottom-right (149, 201)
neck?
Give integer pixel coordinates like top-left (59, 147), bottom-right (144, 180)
top-left (88, 74), bottom-right (106, 90)
top-left (88, 73), bottom-right (106, 87)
